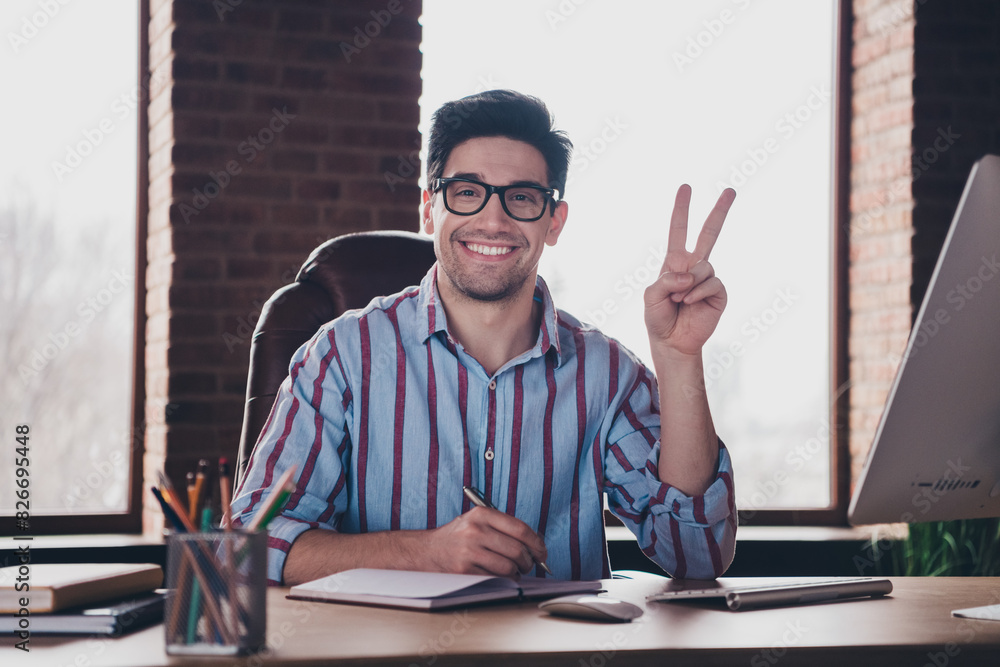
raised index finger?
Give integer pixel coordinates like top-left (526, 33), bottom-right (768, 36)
top-left (668, 184), bottom-right (692, 254)
top-left (692, 187), bottom-right (736, 261)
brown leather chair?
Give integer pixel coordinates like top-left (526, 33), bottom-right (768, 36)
top-left (235, 230), bottom-right (436, 488)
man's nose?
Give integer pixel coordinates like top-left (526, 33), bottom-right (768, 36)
top-left (478, 191), bottom-right (513, 224)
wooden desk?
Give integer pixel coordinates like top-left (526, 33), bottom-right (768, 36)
top-left (8, 577), bottom-right (1000, 666)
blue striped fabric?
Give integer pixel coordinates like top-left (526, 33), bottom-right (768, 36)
top-left (231, 265), bottom-right (737, 584)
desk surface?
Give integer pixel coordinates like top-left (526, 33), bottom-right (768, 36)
top-left (7, 576), bottom-right (1000, 666)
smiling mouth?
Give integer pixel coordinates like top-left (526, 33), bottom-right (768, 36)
top-left (463, 242), bottom-right (514, 257)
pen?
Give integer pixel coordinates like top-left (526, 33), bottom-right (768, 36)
top-left (151, 486), bottom-right (188, 533)
top-left (157, 472), bottom-right (198, 533)
top-left (191, 459), bottom-right (210, 521)
top-left (462, 485), bottom-right (554, 576)
top-left (218, 457), bottom-right (233, 531)
top-left (246, 466), bottom-right (297, 532)
top-left (186, 472), bottom-right (198, 524)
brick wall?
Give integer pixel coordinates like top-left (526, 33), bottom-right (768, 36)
top-left (848, 0), bottom-right (916, 485)
top-left (848, 0), bottom-right (1000, 487)
top-left (143, 0), bottom-right (423, 534)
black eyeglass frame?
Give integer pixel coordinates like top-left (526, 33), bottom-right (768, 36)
top-left (432, 177), bottom-right (561, 222)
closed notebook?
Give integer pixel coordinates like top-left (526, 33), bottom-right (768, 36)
top-left (0, 591), bottom-right (166, 635)
top-left (0, 563), bottom-right (163, 613)
top-left (288, 568), bottom-right (603, 610)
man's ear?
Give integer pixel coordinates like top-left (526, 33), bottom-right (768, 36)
top-left (545, 200), bottom-right (569, 246)
top-left (421, 190), bottom-right (434, 235)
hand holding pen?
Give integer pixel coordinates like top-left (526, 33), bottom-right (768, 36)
top-left (462, 485), bottom-right (553, 577)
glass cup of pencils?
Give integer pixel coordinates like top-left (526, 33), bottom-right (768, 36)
top-left (155, 461), bottom-right (296, 656)
top-left (164, 531), bottom-right (267, 655)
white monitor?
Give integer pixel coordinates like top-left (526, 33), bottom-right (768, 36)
top-left (848, 154), bottom-right (1000, 526)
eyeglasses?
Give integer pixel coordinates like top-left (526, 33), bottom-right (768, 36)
top-left (432, 177), bottom-right (560, 222)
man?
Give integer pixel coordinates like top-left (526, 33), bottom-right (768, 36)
top-left (231, 90), bottom-right (737, 585)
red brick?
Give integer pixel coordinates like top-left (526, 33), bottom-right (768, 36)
top-left (295, 179), bottom-right (342, 201)
top-left (172, 58), bottom-right (220, 82)
top-left (270, 203), bottom-right (320, 225)
top-left (226, 258), bottom-right (273, 280)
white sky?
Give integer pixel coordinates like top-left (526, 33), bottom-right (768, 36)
top-left (421, 0), bottom-right (837, 506)
top-left (0, 1), bottom-right (138, 227)
top-left (1, 1), bottom-right (837, 509)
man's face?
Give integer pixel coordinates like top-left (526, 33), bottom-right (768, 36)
top-left (422, 136), bottom-right (568, 304)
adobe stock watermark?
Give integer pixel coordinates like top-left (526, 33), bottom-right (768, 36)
top-left (749, 620), bottom-right (809, 667)
top-left (407, 611), bottom-right (474, 666)
top-left (545, 0), bottom-right (591, 32)
top-left (847, 126), bottom-right (961, 240)
top-left (7, 0), bottom-right (72, 54)
top-left (873, 0), bottom-right (929, 38)
top-left (715, 83), bottom-right (831, 193)
top-left (584, 242), bottom-right (665, 329)
top-left (178, 106), bottom-right (296, 225)
top-left (561, 115), bottom-right (628, 192)
top-left (888, 254), bottom-right (999, 365)
top-left (213, 0), bottom-right (243, 20)
top-left (62, 401), bottom-right (177, 509)
top-left (684, 287), bottom-right (799, 398)
top-left (222, 235), bottom-right (331, 353)
top-left (17, 267), bottom-right (134, 386)
top-left (738, 416), bottom-right (835, 521)
top-left (853, 456), bottom-right (977, 576)
top-left (50, 67), bottom-right (169, 182)
top-left (339, 0), bottom-right (414, 63)
top-left (672, 0), bottom-right (755, 73)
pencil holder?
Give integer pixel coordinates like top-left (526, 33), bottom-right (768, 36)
top-left (164, 531), bottom-right (267, 656)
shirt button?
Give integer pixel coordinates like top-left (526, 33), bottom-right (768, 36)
top-left (484, 450), bottom-right (494, 461)
top-left (488, 380), bottom-right (497, 391)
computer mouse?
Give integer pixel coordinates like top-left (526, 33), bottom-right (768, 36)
top-left (539, 594), bottom-right (644, 622)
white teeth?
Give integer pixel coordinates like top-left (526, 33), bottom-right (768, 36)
top-left (466, 243), bottom-right (513, 256)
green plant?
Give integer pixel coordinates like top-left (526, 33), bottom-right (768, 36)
top-left (872, 518), bottom-right (1000, 576)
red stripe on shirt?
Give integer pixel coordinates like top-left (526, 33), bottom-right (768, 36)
top-left (693, 495), bottom-right (707, 525)
top-left (537, 362), bottom-right (557, 537)
top-left (241, 345), bottom-right (312, 499)
top-left (569, 329), bottom-right (587, 580)
top-left (670, 500), bottom-right (687, 578)
top-left (457, 355), bottom-right (472, 511)
top-left (704, 526), bottom-right (723, 576)
top-left (387, 301), bottom-right (406, 531)
top-left (622, 384), bottom-right (657, 449)
top-left (609, 443), bottom-right (634, 472)
top-left (591, 432), bottom-right (604, 496)
top-left (284, 333), bottom-right (339, 513)
top-left (318, 432), bottom-right (351, 524)
top-left (357, 314), bottom-right (372, 533)
top-left (247, 396), bottom-right (299, 513)
top-left (425, 341), bottom-right (439, 528)
top-left (505, 366), bottom-right (524, 515)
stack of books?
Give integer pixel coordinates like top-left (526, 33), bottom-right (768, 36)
top-left (0, 563), bottom-right (164, 635)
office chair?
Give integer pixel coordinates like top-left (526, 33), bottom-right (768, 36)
top-left (235, 230), bottom-right (436, 488)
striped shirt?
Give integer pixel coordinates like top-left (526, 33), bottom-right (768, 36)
top-left (232, 265), bottom-right (737, 584)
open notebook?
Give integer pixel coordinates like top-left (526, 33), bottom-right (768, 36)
top-left (288, 568), bottom-right (602, 610)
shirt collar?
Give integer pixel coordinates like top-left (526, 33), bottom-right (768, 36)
top-left (417, 263), bottom-right (564, 366)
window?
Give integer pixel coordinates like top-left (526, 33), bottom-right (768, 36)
top-left (420, 0), bottom-right (845, 521)
top-left (1, 1), bottom-right (143, 532)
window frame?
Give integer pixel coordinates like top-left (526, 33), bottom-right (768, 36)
top-left (0, 1), bottom-right (148, 536)
top-left (736, 0), bottom-right (852, 527)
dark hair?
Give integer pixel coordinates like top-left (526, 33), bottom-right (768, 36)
top-left (426, 89), bottom-right (573, 200)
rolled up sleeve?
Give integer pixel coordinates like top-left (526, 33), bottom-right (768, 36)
top-left (602, 364), bottom-right (737, 580)
top-left (230, 324), bottom-right (353, 585)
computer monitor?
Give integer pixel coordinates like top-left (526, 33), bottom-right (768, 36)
top-left (848, 154), bottom-right (1000, 526)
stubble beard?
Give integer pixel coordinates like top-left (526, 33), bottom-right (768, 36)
top-left (439, 233), bottom-right (533, 306)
